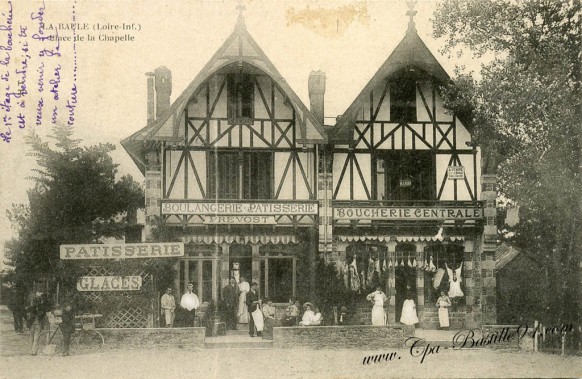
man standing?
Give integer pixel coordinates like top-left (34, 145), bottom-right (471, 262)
top-left (246, 282), bottom-right (261, 337)
top-left (180, 283), bottom-right (200, 327)
top-left (60, 302), bottom-right (75, 357)
top-left (222, 278), bottom-right (238, 330)
top-left (161, 288), bottom-right (176, 328)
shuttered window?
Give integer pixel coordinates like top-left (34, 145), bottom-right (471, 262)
top-left (227, 74), bottom-right (254, 121)
top-left (207, 151), bottom-right (272, 199)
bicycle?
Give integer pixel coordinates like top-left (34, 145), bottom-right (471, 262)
top-left (38, 314), bottom-right (104, 355)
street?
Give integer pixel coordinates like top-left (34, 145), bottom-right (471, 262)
top-left (1, 308), bottom-right (581, 378)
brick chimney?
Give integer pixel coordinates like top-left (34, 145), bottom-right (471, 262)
top-left (308, 70), bottom-right (326, 125)
top-left (146, 72), bottom-right (155, 124)
top-left (154, 66), bottom-right (172, 119)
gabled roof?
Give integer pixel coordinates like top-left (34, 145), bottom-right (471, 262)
top-left (122, 17), bottom-right (327, 174)
top-left (329, 26), bottom-right (451, 144)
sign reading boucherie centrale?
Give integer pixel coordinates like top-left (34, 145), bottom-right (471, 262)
top-left (161, 202), bottom-right (318, 215)
top-left (334, 207), bottom-right (482, 220)
top-left (60, 243), bottom-right (184, 260)
top-left (77, 276), bottom-right (142, 291)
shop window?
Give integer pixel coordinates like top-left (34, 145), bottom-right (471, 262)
top-left (423, 243), bottom-right (465, 305)
top-left (390, 76), bottom-right (416, 122)
top-left (207, 151), bottom-right (272, 199)
top-left (260, 257), bottom-right (294, 302)
top-left (227, 73), bottom-right (254, 121)
top-left (345, 244), bottom-right (388, 293)
top-left (179, 259), bottom-right (217, 303)
top-left (376, 151), bottom-right (435, 201)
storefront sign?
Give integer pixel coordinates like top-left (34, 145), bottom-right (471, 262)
top-left (203, 215), bottom-right (277, 224)
top-left (77, 276), bottom-right (142, 291)
top-left (60, 243), bottom-right (185, 260)
top-left (161, 202), bottom-right (318, 215)
top-left (447, 166), bottom-right (465, 180)
top-left (334, 207), bottom-right (482, 220)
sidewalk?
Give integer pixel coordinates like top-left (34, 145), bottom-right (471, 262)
top-left (0, 308), bottom-right (31, 357)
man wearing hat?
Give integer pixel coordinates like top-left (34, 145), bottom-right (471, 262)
top-left (245, 282), bottom-right (261, 337)
top-left (161, 287), bottom-right (176, 328)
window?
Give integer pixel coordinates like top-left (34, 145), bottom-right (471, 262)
top-left (390, 76), bottom-right (416, 122)
top-left (376, 151), bottom-right (434, 201)
top-left (179, 258), bottom-right (219, 303)
top-left (227, 74), bottom-right (254, 121)
top-left (207, 151), bottom-right (272, 199)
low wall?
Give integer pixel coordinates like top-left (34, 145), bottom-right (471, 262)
top-left (273, 325), bottom-right (413, 349)
top-left (99, 327), bottom-right (205, 350)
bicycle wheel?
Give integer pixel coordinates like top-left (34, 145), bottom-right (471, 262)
top-left (38, 329), bottom-right (64, 355)
top-left (76, 330), bottom-right (104, 354)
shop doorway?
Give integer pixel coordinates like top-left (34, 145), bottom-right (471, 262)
top-left (230, 244), bottom-right (252, 284)
top-left (395, 244), bottom-right (417, 322)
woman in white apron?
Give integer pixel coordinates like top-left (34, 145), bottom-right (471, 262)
top-left (366, 287), bottom-right (387, 326)
top-left (436, 291), bottom-right (452, 329)
top-left (237, 277), bottom-right (250, 324)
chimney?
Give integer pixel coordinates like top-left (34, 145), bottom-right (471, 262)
top-left (154, 66), bottom-right (172, 119)
top-left (146, 72), bottom-right (155, 124)
top-left (308, 70), bottom-right (326, 125)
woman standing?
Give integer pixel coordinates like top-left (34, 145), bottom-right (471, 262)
top-left (366, 286), bottom-right (387, 326)
top-left (436, 291), bottom-right (452, 329)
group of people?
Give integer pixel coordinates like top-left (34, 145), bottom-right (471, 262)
top-left (160, 283), bottom-right (200, 328)
top-left (366, 286), bottom-right (454, 329)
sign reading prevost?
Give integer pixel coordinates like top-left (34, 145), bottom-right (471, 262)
top-left (60, 243), bottom-right (184, 260)
top-left (448, 166), bottom-right (465, 180)
top-left (161, 202), bottom-right (318, 215)
top-left (77, 276), bottom-right (142, 291)
top-left (203, 215), bottom-right (277, 224)
top-left (334, 207), bottom-right (482, 220)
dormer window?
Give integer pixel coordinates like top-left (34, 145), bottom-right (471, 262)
top-left (227, 73), bottom-right (254, 122)
top-left (390, 75), bottom-right (417, 122)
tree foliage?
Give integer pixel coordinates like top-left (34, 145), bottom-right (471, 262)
top-left (4, 125), bottom-right (145, 297)
top-left (432, 0), bottom-right (582, 337)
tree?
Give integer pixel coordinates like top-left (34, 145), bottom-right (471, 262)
top-left (4, 125), bottom-right (145, 298)
top-left (432, 0), bottom-right (581, 349)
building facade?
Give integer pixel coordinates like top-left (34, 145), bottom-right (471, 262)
top-left (122, 11), bottom-right (496, 328)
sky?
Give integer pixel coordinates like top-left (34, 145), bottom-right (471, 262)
top-left (0, 0), bottom-right (483, 268)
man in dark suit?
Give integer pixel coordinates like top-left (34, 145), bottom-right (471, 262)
top-left (246, 282), bottom-right (261, 337)
top-left (222, 278), bottom-right (239, 330)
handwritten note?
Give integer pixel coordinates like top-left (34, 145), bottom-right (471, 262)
top-left (0, 1), bottom-right (141, 145)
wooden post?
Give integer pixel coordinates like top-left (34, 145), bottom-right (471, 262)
top-left (534, 320), bottom-right (538, 352)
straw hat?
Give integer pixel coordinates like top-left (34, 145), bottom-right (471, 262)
top-left (303, 302), bottom-right (314, 310)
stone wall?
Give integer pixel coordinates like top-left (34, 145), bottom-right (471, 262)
top-left (273, 325), bottom-right (412, 349)
top-left (421, 306), bottom-right (466, 329)
top-left (99, 327), bottom-right (205, 350)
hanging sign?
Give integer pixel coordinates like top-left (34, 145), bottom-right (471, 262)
top-left (399, 178), bottom-right (412, 188)
top-left (448, 166), bottom-right (465, 180)
top-left (77, 276), bottom-right (142, 291)
top-left (60, 243), bottom-right (184, 260)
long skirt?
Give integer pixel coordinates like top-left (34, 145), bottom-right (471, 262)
top-left (371, 305), bottom-right (386, 326)
top-left (438, 307), bottom-right (449, 327)
top-left (400, 299), bottom-right (419, 325)
top-left (237, 292), bottom-right (249, 324)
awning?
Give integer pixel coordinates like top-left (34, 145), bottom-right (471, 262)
top-left (182, 235), bottom-right (298, 245)
top-left (336, 236), bottom-right (464, 242)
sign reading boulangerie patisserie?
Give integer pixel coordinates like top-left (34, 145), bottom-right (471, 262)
top-left (60, 243), bottom-right (184, 259)
top-left (161, 202), bottom-right (318, 215)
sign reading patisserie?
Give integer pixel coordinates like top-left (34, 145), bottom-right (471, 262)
top-left (334, 207), bottom-right (482, 220)
top-left (161, 202), bottom-right (318, 215)
top-left (60, 243), bottom-right (184, 260)
top-left (77, 276), bottom-right (142, 291)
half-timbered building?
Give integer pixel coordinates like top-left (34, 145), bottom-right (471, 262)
top-left (122, 14), bottom-right (326, 307)
top-left (325, 8), bottom-right (497, 328)
top-left (122, 5), bottom-right (497, 329)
